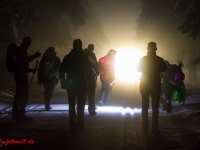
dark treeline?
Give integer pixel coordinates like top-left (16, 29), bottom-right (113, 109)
top-left (0, 0), bottom-right (108, 53)
top-left (135, 0), bottom-right (200, 85)
top-left (0, 0), bottom-right (108, 89)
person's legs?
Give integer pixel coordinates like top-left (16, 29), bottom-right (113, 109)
top-left (12, 73), bottom-right (29, 120)
top-left (141, 91), bottom-right (150, 132)
top-left (151, 89), bottom-right (160, 132)
top-left (77, 90), bottom-right (86, 130)
top-left (88, 88), bottom-right (97, 115)
top-left (84, 88), bottom-right (88, 105)
top-left (160, 82), bottom-right (168, 111)
top-left (43, 83), bottom-right (50, 110)
top-left (43, 77), bottom-right (55, 110)
top-left (180, 83), bottom-right (186, 104)
top-left (165, 84), bottom-right (174, 113)
top-left (104, 85), bottom-right (112, 105)
top-left (67, 90), bottom-right (77, 131)
top-left (99, 78), bottom-right (109, 106)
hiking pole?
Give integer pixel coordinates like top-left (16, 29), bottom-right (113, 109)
top-left (28, 60), bottom-right (39, 89)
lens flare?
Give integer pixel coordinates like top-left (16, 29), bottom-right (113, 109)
top-left (115, 48), bottom-right (144, 83)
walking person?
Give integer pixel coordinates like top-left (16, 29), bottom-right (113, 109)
top-left (59, 39), bottom-right (95, 132)
top-left (173, 61), bottom-right (186, 104)
top-left (137, 42), bottom-right (167, 134)
top-left (83, 44), bottom-right (99, 116)
top-left (98, 49), bottom-right (116, 106)
top-left (160, 60), bottom-right (177, 113)
top-left (37, 47), bottom-right (61, 110)
top-left (12, 37), bottom-right (41, 121)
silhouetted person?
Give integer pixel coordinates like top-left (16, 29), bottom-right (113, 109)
top-left (59, 39), bottom-right (95, 132)
top-left (12, 37), bottom-right (41, 121)
top-left (37, 47), bottom-right (61, 110)
top-left (160, 60), bottom-right (179, 113)
top-left (83, 44), bottom-right (99, 116)
top-left (173, 61), bottom-right (186, 104)
top-left (98, 50), bottom-right (116, 106)
top-left (137, 42), bottom-right (167, 134)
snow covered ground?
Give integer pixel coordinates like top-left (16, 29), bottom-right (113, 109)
top-left (0, 83), bottom-right (200, 149)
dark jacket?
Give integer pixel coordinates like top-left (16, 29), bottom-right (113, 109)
top-left (138, 51), bottom-right (167, 87)
top-left (15, 44), bottom-right (36, 73)
top-left (83, 49), bottom-right (99, 78)
top-left (98, 55), bottom-right (115, 81)
top-left (59, 49), bottom-right (95, 90)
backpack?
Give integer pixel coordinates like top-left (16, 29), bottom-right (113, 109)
top-left (6, 43), bottom-right (17, 72)
top-left (174, 60), bottom-right (185, 85)
top-left (174, 68), bottom-right (185, 84)
top-left (44, 60), bottom-right (59, 78)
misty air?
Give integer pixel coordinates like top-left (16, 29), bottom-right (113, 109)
top-left (0, 0), bottom-right (200, 149)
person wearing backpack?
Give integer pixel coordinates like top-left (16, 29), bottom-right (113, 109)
top-left (83, 44), bottom-right (99, 116)
top-left (173, 61), bottom-right (186, 104)
top-left (160, 60), bottom-right (177, 114)
top-left (59, 39), bottom-right (95, 132)
top-left (6, 43), bottom-right (17, 73)
top-left (11, 37), bottom-right (41, 121)
top-left (98, 49), bottom-right (116, 106)
top-left (37, 47), bottom-right (61, 110)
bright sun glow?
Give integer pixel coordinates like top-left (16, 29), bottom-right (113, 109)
top-left (115, 48), bottom-right (144, 83)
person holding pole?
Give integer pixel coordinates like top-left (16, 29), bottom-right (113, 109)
top-left (12, 37), bottom-right (41, 121)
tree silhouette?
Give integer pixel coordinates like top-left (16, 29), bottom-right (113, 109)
top-left (175, 0), bottom-right (200, 40)
top-left (0, 0), bottom-right (108, 49)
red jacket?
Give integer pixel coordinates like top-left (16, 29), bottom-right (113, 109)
top-left (98, 55), bottom-right (115, 81)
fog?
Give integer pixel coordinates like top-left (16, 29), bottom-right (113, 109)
top-left (72, 0), bottom-right (200, 84)
top-left (0, 0), bottom-right (199, 90)
top-left (73, 0), bottom-right (142, 55)
top-left (1, 1), bottom-right (200, 149)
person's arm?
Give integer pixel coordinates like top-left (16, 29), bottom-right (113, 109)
top-left (27, 52), bottom-right (41, 62)
top-left (160, 58), bottom-right (167, 72)
top-left (59, 56), bottom-right (67, 82)
top-left (59, 56), bottom-right (68, 89)
top-left (93, 54), bottom-right (100, 76)
top-left (98, 57), bottom-right (105, 75)
top-left (85, 56), bottom-right (96, 89)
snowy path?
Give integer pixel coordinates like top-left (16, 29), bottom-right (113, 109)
top-left (0, 84), bottom-right (200, 149)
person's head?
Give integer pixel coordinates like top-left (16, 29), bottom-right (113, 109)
top-left (22, 37), bottom-right (31, 48)
top-left (165, 60), bottom-right (170, 66)
top-left (88, 44), bottom-right (94, 52)
top-left (178, 60), bottom-right (184, 67)
top-left (73, 39), bottom-right (82, 50)
top-left (147, 42), bottom-right (157, 52)
top-left (108, 49), bottom-right (117, 58)
top-left (45, 47), bottom-right (56, 59)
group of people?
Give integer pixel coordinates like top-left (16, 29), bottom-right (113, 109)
top-left (7, 37), bottom-right (185, 134)
top-left (160, 60), bottom-right (186, 113)
top-left (7, 37), bottom-right (116, 132)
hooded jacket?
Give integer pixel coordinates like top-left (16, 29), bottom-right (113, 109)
top-left (98, 55), bottom-right (115, 82)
